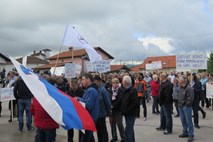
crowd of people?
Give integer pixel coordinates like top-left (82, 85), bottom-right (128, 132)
top-left (0, 68), bottom-right (213, 142)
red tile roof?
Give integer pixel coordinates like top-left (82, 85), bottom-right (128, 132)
top-left (131, 55), bottom-right (176, 71)
top-left (110, 65), bottom-right (130, 72)
top-left (48, 47), bottom-right (114, 60)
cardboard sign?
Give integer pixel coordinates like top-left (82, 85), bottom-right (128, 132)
top-left (176, 54), bottom-right (207, 70)
top-left (65, 63), bottom-right (76, 78)
top-left (206, 83), bottom-right (213, 98)
top-left (85, 60), bottom-right (110, 73)
top-left (145, 61), bottom-right (162, 70)
top-left (0, 88), bottom-right (15, 102)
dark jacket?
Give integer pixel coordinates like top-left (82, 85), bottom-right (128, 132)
top-left (97, 84), bottom-right (111, 118)
top-left (120, 86), bottom-right (139, 116)
top-left (109, 87), bottom-right (123, 112)
top-left (13, 78), bottom-right (33, 99)
top-left (192, 81), bottom-right (202, 100)
top-left (178, 84), bottom-right (194, 108)
top-left (159, 80), bottom-right (173, 106)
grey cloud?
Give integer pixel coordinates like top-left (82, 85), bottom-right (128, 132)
top-left (1, 0), bottom-right (213, 61)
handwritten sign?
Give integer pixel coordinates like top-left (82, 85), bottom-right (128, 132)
top-left (145, 61), bottom-right (162, 70)
top-left (50, 67), bottom-right (65, 76)
top-left (85, 60), bottom-right (110, 73)
top-left (65, 63), bottom-right (76, 78)
top-left (176, 54), bottom-right (207, 70)
top-left (0, 88), bottom-right (15, 102)
top-left (206, 83), bottom-right (213, 98)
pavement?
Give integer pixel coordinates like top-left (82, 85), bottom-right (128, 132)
top-left (0, 101), bottom-right (213, 142)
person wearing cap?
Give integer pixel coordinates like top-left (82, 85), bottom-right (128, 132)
top-left (93, 75), bottom-right (111, 142)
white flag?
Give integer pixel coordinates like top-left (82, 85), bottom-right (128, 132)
top-left (63, 25), bottom-right (102, 63)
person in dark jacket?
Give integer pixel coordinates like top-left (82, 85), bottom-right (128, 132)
top-left (76, 73), bottom-right (99, 142)
top-left (120, 75), bottom-right (139, 142)
top-left (109, 78), bottom-right (125, 142)
top-left (156, 73), bottom-right (173, 135)
top-left (192, 74), bottom-right (206, 129)
top-left (13, 77), bottom-right (33, 132)
top-left (67, 79), bottom-right (84, 142)
top-left (178, 75), bottom-right (194, 142)
top-left (93, 75), bottom-right (111, 142)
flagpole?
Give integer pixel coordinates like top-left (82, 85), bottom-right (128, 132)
top-left (53, 25), bottom-right (69, 75)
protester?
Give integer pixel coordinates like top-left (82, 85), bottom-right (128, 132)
top-left (200, 72), bottom-right (209, 108)
top-left (13, 77), bottom-right (33, 133)
top-left (156, 73), bottom-right (173, 135)
top-left (93, 75), bottom-right (111, 142)
top-left (134, 73), bottom-right (147, 120)
top-left (31, 77), bottom-right (59, 142)
top-left (178, 75), bottom-right (194, 142)
top-left (67, 79), bottom-right (84, 142)
top-left (144, 72), bottom-right (152, 102)
top-left (7, 71), bottom-right (18, 122)
top-left (76, 73), bottom-right (99, 142)
top-left (109, 78), bottom-right (125, 142)
top-left (192, 74), bottom-right (206, 129)
top-left (120, 75), bottom-right (139, 142)
top-left (172, 77), bottom-right (180, 117)
top-left (150, 74), bottom-right (160, 115)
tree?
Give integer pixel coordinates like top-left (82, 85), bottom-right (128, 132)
top-left (207, 51), bottom-right (213, 73)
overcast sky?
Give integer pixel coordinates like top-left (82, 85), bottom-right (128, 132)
top-left (1, 0), bottom-right (213, 64)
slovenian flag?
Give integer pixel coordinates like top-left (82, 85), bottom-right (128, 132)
top-left (9, 56), bottom-right (96, 131)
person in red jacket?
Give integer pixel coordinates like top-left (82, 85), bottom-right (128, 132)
top-left (150, 74), bottom-right (160, 114)
top-left (31, 97), bottom-right (59, 142)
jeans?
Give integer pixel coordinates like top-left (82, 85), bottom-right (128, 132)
top-left (159, 104), bottom-right (173, 132)
top-left (124, 115), bottom-right (136, 142)
top-left (18, 99), bottom-right (32, 131)
top-left (37, 128), bottom-right (56, 142)
top-left (179, 106), bottom-right (194, 137)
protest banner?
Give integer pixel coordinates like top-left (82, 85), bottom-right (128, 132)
top-left (145, 63), bottom-right (153, 70)
top-left (85, 60), bottom-right (110, 73)
top-left (0, 87), bottom-right (15, 102)
top-left (206, 83), bottom-right (213, 98)
top-left (50, 67), bottom-right (65, 76)
top-left (176, 54), bottom-right (207, 70)
top-left (65, 63), bottom-right (76, 78)
top-left (145, 61), bottom-right (162, 70)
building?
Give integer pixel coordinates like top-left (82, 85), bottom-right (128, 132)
top-left (34, 47), bottom-right (114, 73)
top-left (131, 55), bottom-right (176, 73)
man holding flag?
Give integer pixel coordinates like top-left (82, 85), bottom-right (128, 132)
top-left (76, 73), bottom-right (99, 142)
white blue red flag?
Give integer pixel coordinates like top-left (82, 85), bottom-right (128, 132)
top-left (9, 56), bottom-right (96, 131)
